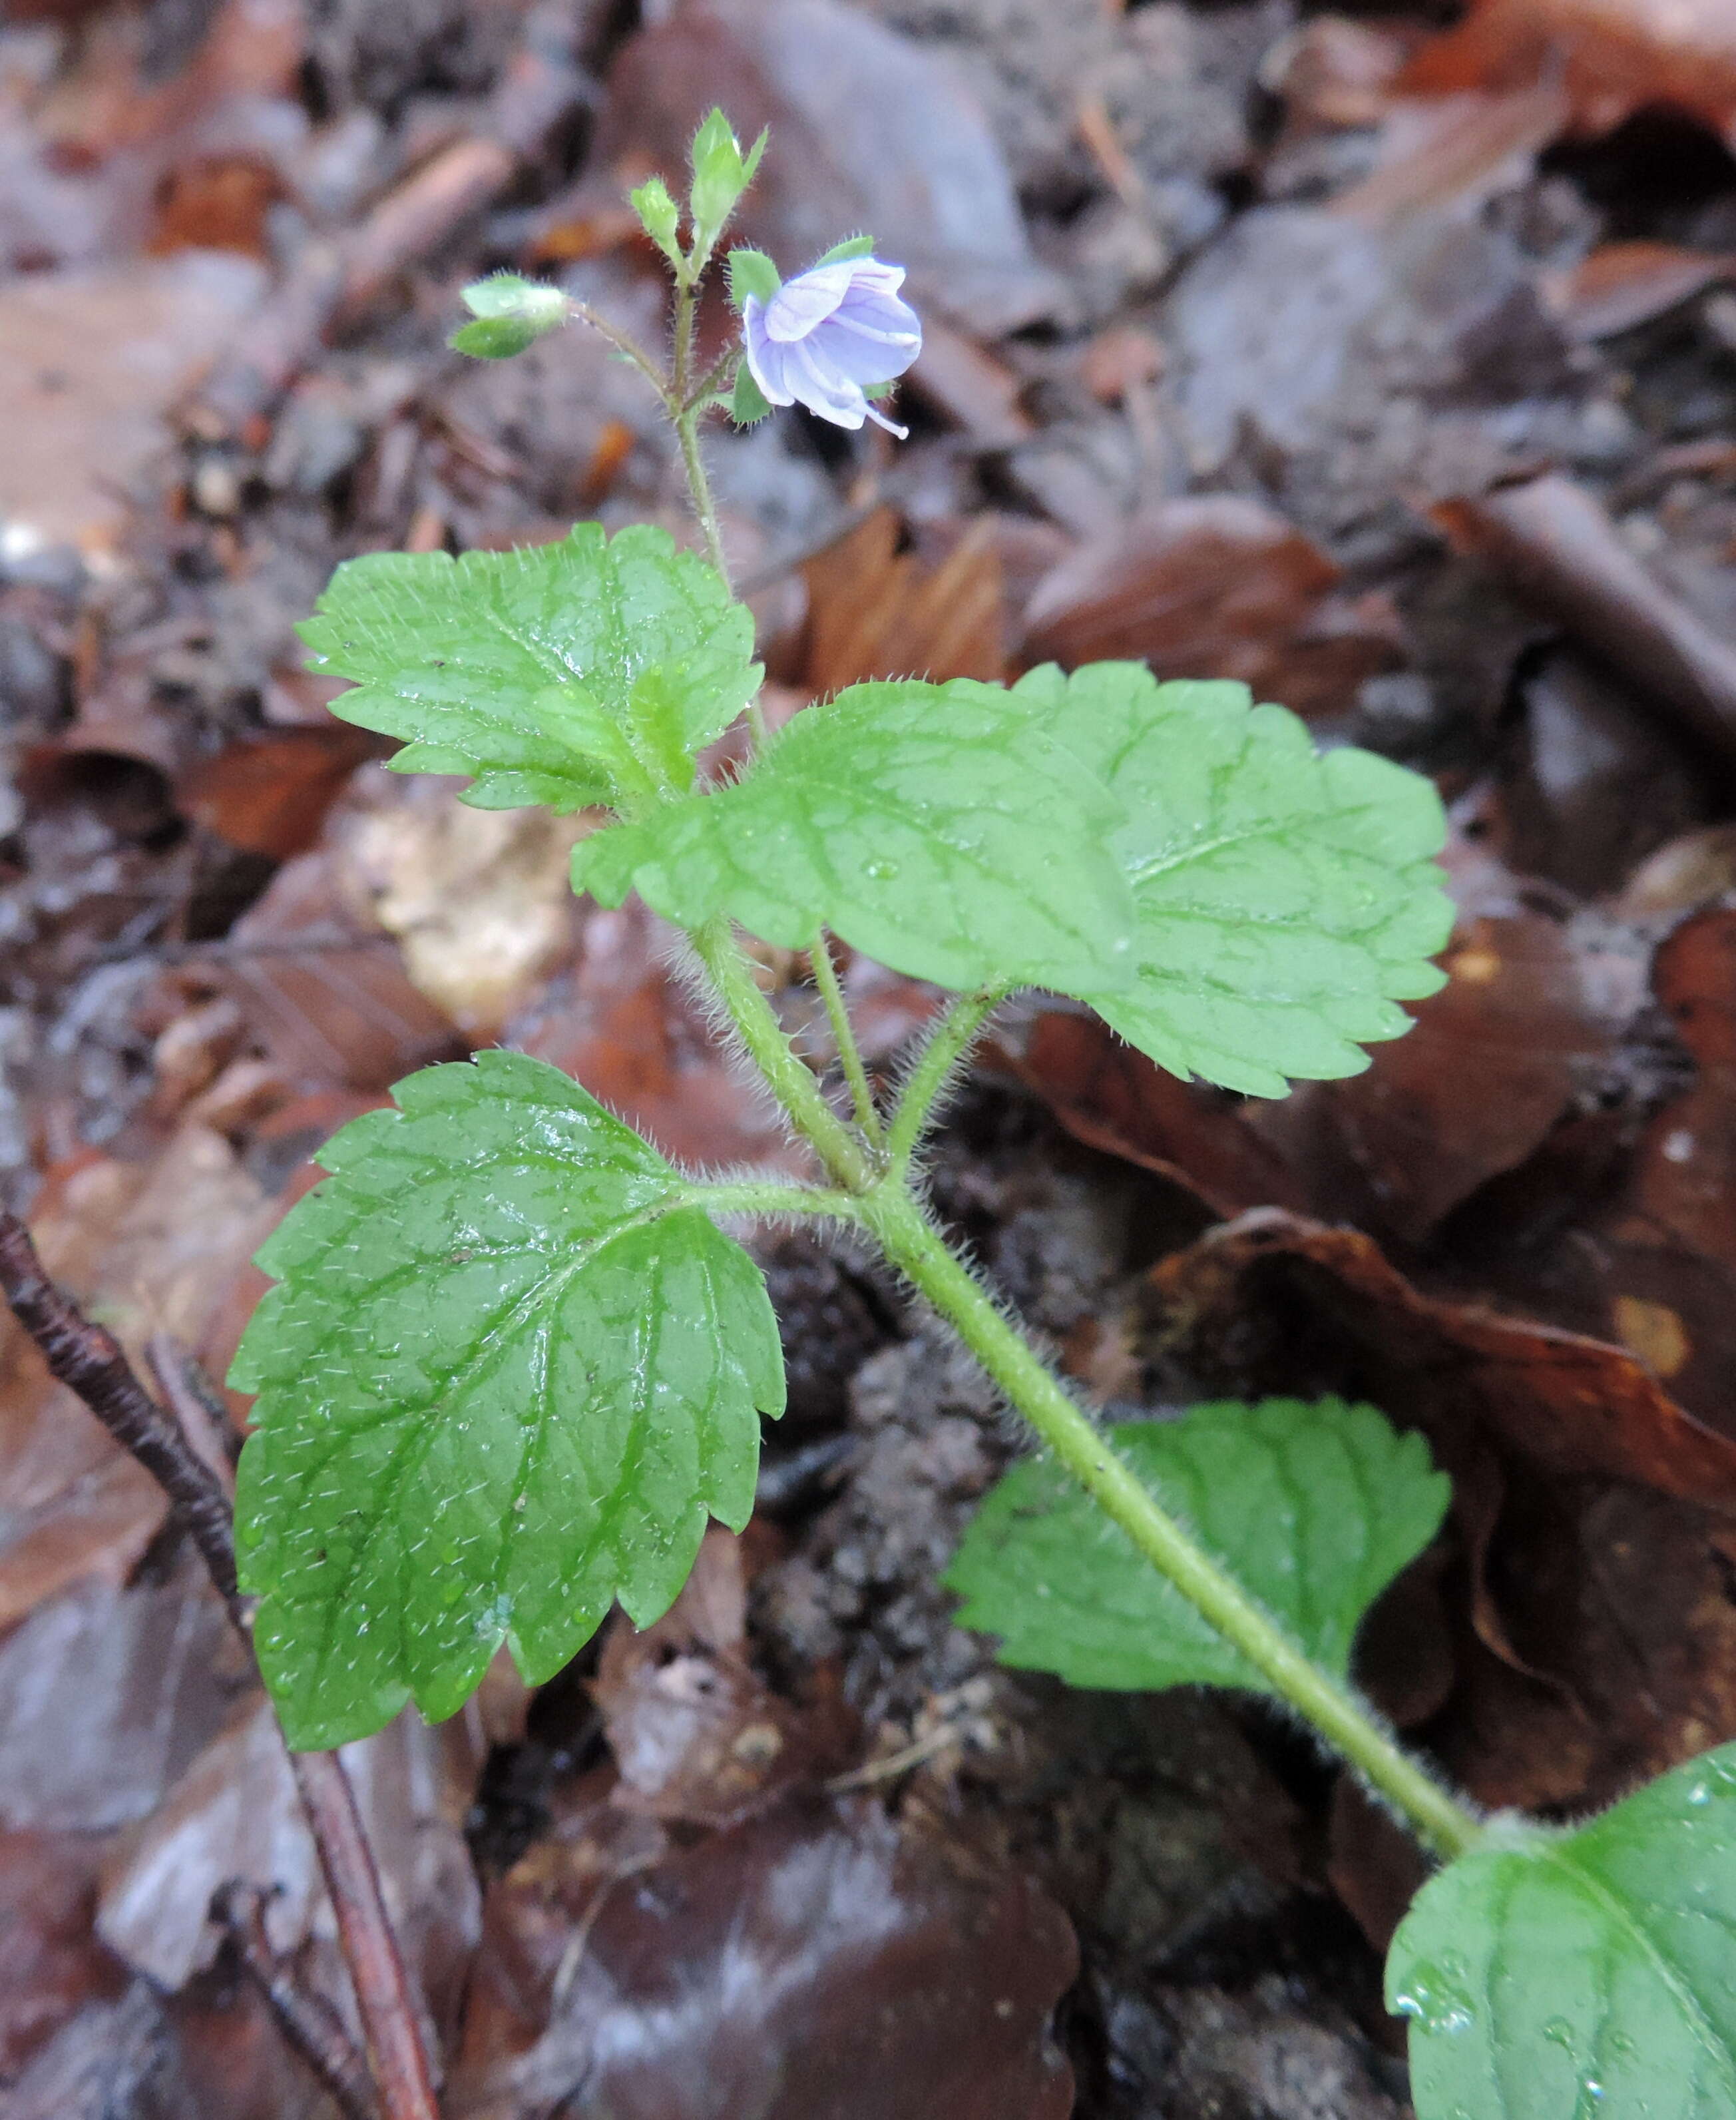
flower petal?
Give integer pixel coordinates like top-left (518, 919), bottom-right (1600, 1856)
top-left (763, 259), bottom-right (856, 344)
top-left (840, 258), bottom-right (907, 300)
top-left (737, 255), bottom-right (920, 437)
top-left (742, 297), bottom-right (796, 405)
top-left (809, 315), bottom-right (917, 387)
top-left (786, 336), bottom-right (869, 428)
top-left (832, 282), bottom-right (921, 340)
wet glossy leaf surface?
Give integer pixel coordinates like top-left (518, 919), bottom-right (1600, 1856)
top-left (300, 524), bottom-right (761, 813)
top-left (1020, 664), bottom-right (1454, 1095)
top-left (1389, 1742), bottom-right (1736, 2120)
top-left (230, 1050), bottom-right (785, 1747)
top-left (947, 1397), bottom-right (1448, 1693)
top-left (574, 677), bottom-right (1137, 995)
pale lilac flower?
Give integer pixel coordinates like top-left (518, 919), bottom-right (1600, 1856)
top-left (742, 256), bottom-right (922, 437)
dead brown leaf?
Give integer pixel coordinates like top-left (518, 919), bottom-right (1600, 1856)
top-left (212, 827), bottom-right (462, 1096)
top-left (1146, 1210), bottom-right (1736, 1810)
top-left (1022, 497), bottom-right (1401, 718)
top-left (1434, 474), bottom-right (1736, 768)
top-left (1401, 0), bottom-right (1736, 149)
top-left (1001, 1011), bottom-right (1307, 1222)
top-left (174, 724), bottom-right (380, 862)
top-left (0, 1831), bottom-right (125, 2078)
top-left (0, 1127), bottom-right (275, 1633)
top-left (1149, 1208), bottom-right (1736, 1504)
top-left (97, 1693), bottom-right (484, 2032)
top-left (592, 1529), bottom-right (857, 1828)
top-left (1333, 83), bottom-right (1573, 223)
top-left (0, 253), bottom-right (268, 555)
top-left (0, 1570), bottom-right (247, 1834)
top-left (801, 508), bottom-right (1007, 695)
top-left (1542, 240), bottom-right (1736, 341)
top-left (454, 1802), bottom-right (1078, 2120)
top-left (1250, 906), bottom-right (1642, 1243)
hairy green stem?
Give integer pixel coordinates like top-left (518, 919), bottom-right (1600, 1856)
top-left (689, 918), bottom-right (873, 1192)
top-left (656, 257), bottom-right (1480, 1865)
top-left (566, 300), bottom-right (670, 398)
top-left (695, 1179), bottom-right (861, 1222)
top-left (811, 932), bottom-right (885, 1149)
top-left (670, 277), bottom-right (769, 751)
top-left (860, 1184), bottom-right (1484, 1864)
top-left (885, 987), bottom-right (1006, 1171)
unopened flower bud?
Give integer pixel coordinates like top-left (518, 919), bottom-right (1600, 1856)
top-left (449, 274), bottom-right (568, 360)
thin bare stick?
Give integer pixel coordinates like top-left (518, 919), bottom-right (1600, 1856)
top-left (0, 1211), bottom-right (441, 2120)
top-left (287, 1750), bottom-right (440, 2120)
top-left (0, 1216), bottom-right (244, 1617)
top-left (147, 1330), bottom-right (242, 1485)
top-left (218, 1885), bottom-right (377, 2120)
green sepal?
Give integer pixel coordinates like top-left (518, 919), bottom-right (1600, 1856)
top-left (688, 110), bottom-right (766, 251)
top-left (228, 1051), bottom-right (786, 1749)
top-left (946, 1398), bottom-right (1448, 1694)
top-left (451, 274), bottom-right (567, 360)
top-left (811, 233), bottom-right (876, 266)
top-left (459, 272), bottom-right (568, 324)
top-left (630, 175), bottom-right (683, 266)
top-left (726, 246), bottom-right (782, 312)
top-left (449, 316), bottom-right (544, 360)
top-left (730, 362), bottom-right (773, 425)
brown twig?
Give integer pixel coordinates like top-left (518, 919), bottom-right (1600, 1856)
top-left (0, 1215), bottom-right (243, 1617)
top-left (147, 1330), bottom-right (243, 1485)
top-left (0, 1211), bottom-right (441, 2120)
top-left (287, 1750), bottom-right (441, 2120)
top-left (218, 1885), bottom-right (377, 2120)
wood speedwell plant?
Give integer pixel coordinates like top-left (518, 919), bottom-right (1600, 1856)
top-left (224, 113), bottom-right (1736, 2120)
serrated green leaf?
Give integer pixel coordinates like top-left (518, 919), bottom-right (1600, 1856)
top-left (228, 1051), bottom-right (784, 1748)
top-left (572, 677), bottom-right (1138, 995)
top-left (726, 245), bottom-right (781, 311)
top-left (729, 361), bottom-right (773, 425)
top-left (1388, 1744), bottom-right (1736, 2120)
top-left (945, 1398), bottom-right (1448, 1693)
top-left (298, 523), bottom-right (761, 814)
top-left (1017, 663), bottom-right (1453, 1097)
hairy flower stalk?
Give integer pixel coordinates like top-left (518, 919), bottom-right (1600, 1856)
top-left (742, 256), bottom-right (922, 434)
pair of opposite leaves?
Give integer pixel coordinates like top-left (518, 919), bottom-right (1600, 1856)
top-left (299, 522), bottom-right (1454, 1101)
top-left (242, 527), bottom-right (1736, 2120)
top-left (235, 520), bottom-right (1452, 1745)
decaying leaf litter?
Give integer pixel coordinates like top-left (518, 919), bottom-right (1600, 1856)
top-left (3, 0), bottom-right (1736, 2111)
